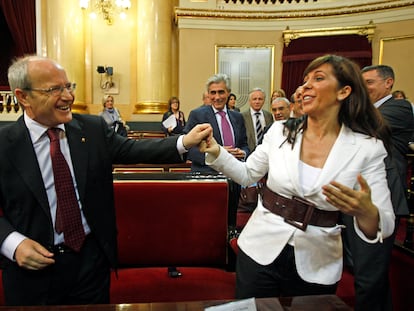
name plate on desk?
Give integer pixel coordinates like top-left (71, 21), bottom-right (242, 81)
top-left (205, 298), bottom-right (257, 311)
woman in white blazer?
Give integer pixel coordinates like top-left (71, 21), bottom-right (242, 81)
top-left (200, 55), bottom-right (395, 298)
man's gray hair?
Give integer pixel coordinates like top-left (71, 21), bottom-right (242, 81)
top-left (248, 87), bottom-right (266, 100)
top-left (7, 55), bottom-right (60, 93)
top-left (272, 97), bottom-right (290, 107)
top-left (206, 73), bottom-right (231, 91)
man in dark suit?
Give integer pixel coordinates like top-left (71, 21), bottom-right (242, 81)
top-left (340, 64), bottom-right (413, 311)
top-left (184, 73), bottom-right (249, 174)
top-left (362, 65), bottom-right (413, 215)
top-left (0, 55), bottom-right (211, 306)
top-left (242, 88), bottom-right (273, 153)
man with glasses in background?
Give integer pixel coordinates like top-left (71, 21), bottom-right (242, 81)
top-left (270, 97), bottom-right (291, 121)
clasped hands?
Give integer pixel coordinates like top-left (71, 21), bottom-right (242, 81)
top-left (182, 123), bottom-right (242, 159)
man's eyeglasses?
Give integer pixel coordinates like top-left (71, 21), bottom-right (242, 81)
top-left (24, 83), bottom-right (76, 96)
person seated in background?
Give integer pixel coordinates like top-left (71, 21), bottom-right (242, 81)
top-left (99, 95), bottom-right (129, 137)
top-left (184, 73), bottom-right (249, 174)
top-left (271, 97), bottom-right (291, 121)
top-left (161, 96), bottom-right (186, 136)
top-left (227, 93), bottom-right (240, 112)
top-left (242, 87), bottom-right (273, 153)
top-left (200, 54), bottom-right (395, 301)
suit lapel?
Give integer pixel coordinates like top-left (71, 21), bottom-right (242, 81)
top-left (228, 110), bottom-right (240, 145)
top-left (7, 118), bottom-right (50, 215)
top-left (309, 125), bottom-right (360, 196)
top-left (282, 132), bottom-right (303, 196)
top-left (64, 118), bottom-right (89, 202)
top-left (244, 113), bottom-right (255, 143)
top-left (207, 107), bottom-right (223, 145)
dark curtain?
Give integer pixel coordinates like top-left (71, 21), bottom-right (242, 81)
top-left (281, 35), bottom-right (372, 99)
top-left (0, 0), bottom-right (36, 90)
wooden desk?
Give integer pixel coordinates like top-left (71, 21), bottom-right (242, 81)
top-left (0, 295), bottom-right (352, 311)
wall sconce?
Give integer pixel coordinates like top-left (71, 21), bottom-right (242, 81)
top-left (80, 0), bottom-right (131, 25)
top-left (97, 65), bottom-right (116, 91)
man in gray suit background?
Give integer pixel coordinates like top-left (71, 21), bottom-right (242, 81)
top-left (242, 88), bottom-right (273, 153)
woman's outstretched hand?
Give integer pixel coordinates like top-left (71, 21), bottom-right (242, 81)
top-left (322, 173), bottom-right (379, 238)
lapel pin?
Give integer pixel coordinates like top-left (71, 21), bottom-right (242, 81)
top-left (81, 137), bottom-right (86, 143)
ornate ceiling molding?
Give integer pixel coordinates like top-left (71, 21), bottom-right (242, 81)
top-left (282, 21), bottom-right (376, 46)
top-left (175, 1), bottom-right (414, 23)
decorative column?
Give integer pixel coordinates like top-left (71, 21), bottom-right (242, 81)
top-left (41, 0), bottom-right (88, 113)
top-left (134, 0), bottom-right (174, 114)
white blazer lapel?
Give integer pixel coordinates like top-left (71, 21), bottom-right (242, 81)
top-left (307, 125), bottom-right (360, 196)
top-left (282, 132), bottom-right (304, 196)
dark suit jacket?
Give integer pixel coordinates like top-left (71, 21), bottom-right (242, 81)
top-left (0, 114), bottom-right (182, 268)
top-left (379, 98), bottom-right (414, 183)
top-left (242, 109), bottom-right (273, 153)
top-left (340, 97), bottom-right (413, 311)
top-left (184, 105), bottom-right (249, 173)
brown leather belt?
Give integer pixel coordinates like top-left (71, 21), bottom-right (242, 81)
top-left (260, 185), bottom-right (339, 231)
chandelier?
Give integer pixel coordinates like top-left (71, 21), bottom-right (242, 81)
top-left (80, 0), bottom-right (131, 25)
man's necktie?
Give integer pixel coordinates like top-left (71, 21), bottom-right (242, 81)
top-left (218, 111), bottom-right (235, 147)
top-left (255, 112), bottom-right (264, 145)
top-left (47, 128), bottom-right (85, 252)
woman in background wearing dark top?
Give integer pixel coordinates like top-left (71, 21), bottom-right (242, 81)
top-left (227, 93), bottom-right (240, 112)
top-left (162, 96), bottom-right (186, 136)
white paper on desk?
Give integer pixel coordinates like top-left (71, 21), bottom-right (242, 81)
top-left (204, 298), bottom-right (257, 311)
top-left (162, 114), bottom-right (177, 130)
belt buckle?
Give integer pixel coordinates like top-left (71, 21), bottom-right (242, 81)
top-left (284, 196), bottom-right (315, 231)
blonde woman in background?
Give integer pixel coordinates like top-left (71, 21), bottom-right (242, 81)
top-left (99, 95), bottom-right (129, 136)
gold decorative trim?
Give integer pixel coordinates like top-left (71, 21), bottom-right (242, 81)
top-left (379, 35), bottom-right (414, 64)
top-left (134, 102), bottom-right (168, 114)
top-left (72, 102), bottom-right (89, 114)
top-left (175, 1), bottom-right (414, 23)
top-left (282, 22), bottom-right (376, 47)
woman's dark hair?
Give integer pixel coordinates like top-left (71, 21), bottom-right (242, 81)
top-left (168, 96), bottom-right (180, 112)
top-left (226, 93), bottom-right (237, 109)
top-left (283, 54), bottom-right (391, 153)
top-left (392, 90), bottom-right (407, 99)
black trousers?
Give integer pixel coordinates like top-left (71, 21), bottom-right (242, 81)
top-left (235, 245), bottom-right (337, 299)
top-left (3, 234), bottom-right (111, 306)
top-left (342, 214), bottom-right (396, 311)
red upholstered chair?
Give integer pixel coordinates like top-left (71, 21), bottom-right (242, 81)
top-left (110, 173), bottom-right (237, 304)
